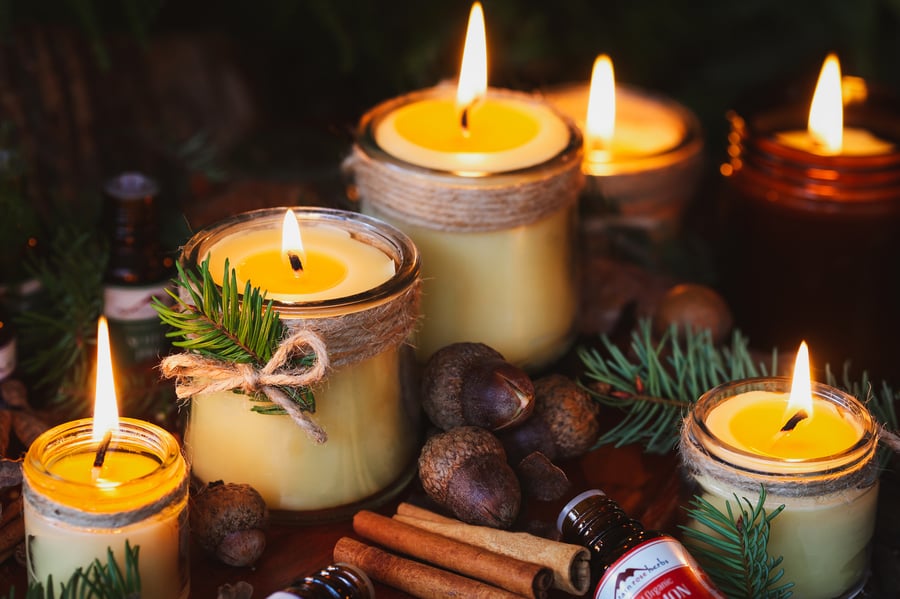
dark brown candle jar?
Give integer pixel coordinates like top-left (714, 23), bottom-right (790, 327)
top-left (718, 78), bottom-right (900, 381)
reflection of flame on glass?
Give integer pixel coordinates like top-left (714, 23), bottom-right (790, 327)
top-left (456, 2), bottom-right (487, 134)
top-left (808, 54), bottom-right (843, 155)
top-left (586, 54), bottom-right (615, 151)
top-left (93, 316), bottom-right (119, 442)
top-left (281, 209), bottom-right (306, 275)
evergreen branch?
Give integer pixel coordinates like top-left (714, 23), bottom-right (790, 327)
top-left (578, 320), bottom-right (772, 454)
top-left (5, 541), bottom-right (141, 598)
top-left (154, 256), bottom-right (318, 417)
top-left (153, 257), bottom-right (282, 365)
top-left (680, 487), bottom-right (793, 599)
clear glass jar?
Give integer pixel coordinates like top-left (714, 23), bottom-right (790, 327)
top-left (352, 87), bottom-right (583, 371)
top-left (680, 377), bottom-right (879, 599)
top-left (180, 207), bottom-right (421, 521)
top-left (23, 418), bottom-right (189, 599)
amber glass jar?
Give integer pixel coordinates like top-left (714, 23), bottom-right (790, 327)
top-left (718, 80), bottom-right (900, 381)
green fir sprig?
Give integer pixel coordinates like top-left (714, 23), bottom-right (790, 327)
top-left (153, 256), bottom-right (315, 414)
top-left (681, 487), bottom-right (793, 599)
top-left (6, 541), bottom-right (141, 599)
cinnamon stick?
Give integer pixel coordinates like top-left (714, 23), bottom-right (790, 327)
top-left (353, 510), bottom-right (551, 599)
top-left (333, 537), bottom-right (523, 599)
top-left (395, 503), bottom-right (590, 596)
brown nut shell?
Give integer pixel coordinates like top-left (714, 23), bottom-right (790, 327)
top-left (532, 374), bottom-right (601, 459)
top-left (191, 481), bottom-right (269, 566)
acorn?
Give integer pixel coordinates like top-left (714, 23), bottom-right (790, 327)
top-left (652, 283), bottom-right (733, 344)
top-left (191, 481), bottom-right (269, 567)
top-left (499, 374), bottom-right (601, 462)
top-left (417, 425), bottom-right (521, 529)
top-left (421, 342), bottom-right (534, 431)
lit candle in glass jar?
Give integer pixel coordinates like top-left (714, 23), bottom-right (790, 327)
top-left (544, 54), bottom-right (704, 243)
top-left (719, 53), bottom-right (900, 381)
top-left (23, 316), bottom-right (189, 599)
top-left (350, 2), bottom-right (583, 369)
top-left (680, 343), bottom-right (879, 599)
top-left (182, 207), bottom-right (420, 520)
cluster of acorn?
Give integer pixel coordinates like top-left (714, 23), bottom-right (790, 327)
top-left (416, 342), bottom-right (601, 530)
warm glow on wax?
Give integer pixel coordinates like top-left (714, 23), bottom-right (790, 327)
top-left (808, 53), bottom-right (843, 154)
top-left (92, 316), bottom-right (119, 442)
top-left (456, 2), bottom-right (487, 117)
top-left (585, 54), bottom-right (615, 148)
top-left (281, 209), bottom-right (307, 273)
top-left (787, 341), bottom-right (813, 417)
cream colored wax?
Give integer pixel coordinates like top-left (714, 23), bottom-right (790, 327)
top-left (365, 204), bottom-right (577, 369)
top-left (25, 498), bottom-right (187, 599)
top-left (691, 475), bottom-right (877, 599)
top-left (187, 346), bottom-right (415, 512)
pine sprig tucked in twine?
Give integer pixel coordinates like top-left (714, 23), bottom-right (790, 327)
top-left (681, 486), bottom-right (793, 599)
top-left (153, 257), bottom-right (329, 444)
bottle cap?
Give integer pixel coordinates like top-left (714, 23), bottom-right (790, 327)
top-left (104, 172), bottom-right (159, 201)
top-left (556, 488), bottom-right (606, 534)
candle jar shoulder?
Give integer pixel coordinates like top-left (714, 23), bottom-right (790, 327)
top-left (680, 378), bottom-right (879, 599)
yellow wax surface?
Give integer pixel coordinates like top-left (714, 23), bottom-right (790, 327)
top-left (775, 127), bottom-right (895, 156)
top-left (207, 224), bottom-right (395, 303)
top-left (705, 390), bottom-right (861, 460)
top-left (375, 90), bottom-right (570, 173)
top-left (545, 83), bottom-right (686, 163)
top-left (50, 451), bottom-right (159, 485)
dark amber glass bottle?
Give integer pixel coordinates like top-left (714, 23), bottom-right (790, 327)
top-left (101, 172), bottom-right (173, 368)
top-left (557, 489), bottom-right (723, 599)
top-left (265, 563), bottom-right (375, 598)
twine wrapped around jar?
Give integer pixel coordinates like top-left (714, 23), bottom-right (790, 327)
top-left (160, 280), bottom-right (420, 444)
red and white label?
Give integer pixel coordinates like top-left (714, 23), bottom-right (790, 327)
top-left (594, 537), bottom-right (724, 599)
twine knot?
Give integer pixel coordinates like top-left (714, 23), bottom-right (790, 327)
top-left (160, 329), bottom-right (330, 444)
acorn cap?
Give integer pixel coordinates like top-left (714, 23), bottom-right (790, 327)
top-left (191, 481), bottom-right (269, 563)
top-left (533, 374), bottom-right (601, 459)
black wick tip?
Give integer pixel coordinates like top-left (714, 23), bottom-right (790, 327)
top-left (93, 430), bottom-right (114, 469)
top-left (460, 106), bottom-right (470, 134)
top-left (288, 252), bottom-right (303, 272)
top-left (780, 409), bottom-right (809, 433)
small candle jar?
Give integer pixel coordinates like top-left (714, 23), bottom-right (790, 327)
top-left (719, 81), bottom-right (900, 380)
top-left (181, 207), bottom-right (420, 521)
top-left (544, 81), bottom-right (705, 246)
top-left (350, 86), bottom-right (583, 370)
top-left (680, 377), bottom-right (879, 599)
top-left (23, 418), bottom-right (189, 599)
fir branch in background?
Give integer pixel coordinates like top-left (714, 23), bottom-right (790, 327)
top-left (16, 226), bottom-right (107, 414)
top-left (681, 487), bottom-right (793, 599)
top-left (153, 256), bottom-right (316, 414)
top-left (5, 541), bottom-right (141, 599)
top-left (578, 320), bottom-right (775, 454)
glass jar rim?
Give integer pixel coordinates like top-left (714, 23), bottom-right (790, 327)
top-left (180, 206), bottom-right (420, 316)
top-left (685, 376), bottom-right (878, 477)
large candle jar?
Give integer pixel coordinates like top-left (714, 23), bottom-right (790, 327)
top-left (349, 86), bottom-right (583, 370)
top-left (180, 207), bottom-right (420, 521)
top-left (23, 418), bottom-right (189, 599)
top-left (680, 377), bottom-right (879, 599)
top-left (719, 76), bottom-right (900, 381)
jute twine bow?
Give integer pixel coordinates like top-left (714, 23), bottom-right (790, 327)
top-left (160, 329), bottom-right (330, 444)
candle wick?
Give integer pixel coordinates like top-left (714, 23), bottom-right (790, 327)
top-left (288, 251), bottom-right (304, 273)
top-left (460, 105), bottom-right (472, 138)
top-left (92, 429), bottom-right (114, 474)
top-left (780, 409), bottom-right (809, 433)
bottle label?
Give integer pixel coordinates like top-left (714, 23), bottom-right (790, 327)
top-left (594, 537), bottom-right (723, 599)
top-left (104, 283), bottom-right (173, 365)
top-left (0, 339), bottom-right (15, 381)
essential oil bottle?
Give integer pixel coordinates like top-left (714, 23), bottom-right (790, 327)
top-left (265, 563), bottom-right (375, 598)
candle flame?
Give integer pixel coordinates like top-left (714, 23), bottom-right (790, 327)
top-left (456, 2), bottom-right (487, 129)
top-left (787, 341), bottom-right (814, 417)
top-left (808, 53), bottom-right (843, 155)
top-left (586, 54), bottom-right (616, 148)
top-left (92, 316), bottom-right (119, 442)
top-left (281, 209), bottom-right (306, 274)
